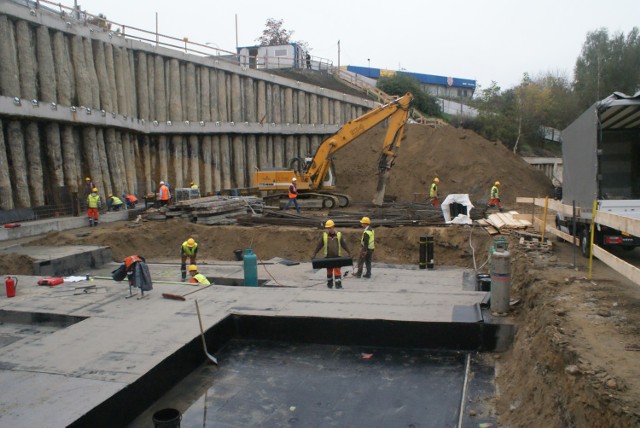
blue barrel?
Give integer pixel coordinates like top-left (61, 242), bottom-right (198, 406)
top-left (243, 248), bottom-right (258, 287)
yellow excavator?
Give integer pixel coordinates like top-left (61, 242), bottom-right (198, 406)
top-left (253, 92), bottom-right (413, 208)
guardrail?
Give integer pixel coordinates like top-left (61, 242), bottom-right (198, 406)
top-left (517, 196), bottom-right (640, 285)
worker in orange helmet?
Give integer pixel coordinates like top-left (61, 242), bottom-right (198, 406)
top-left (180, 238), bottom-right (198, 281)
top-left (311, 219), bottom-right (351, 289)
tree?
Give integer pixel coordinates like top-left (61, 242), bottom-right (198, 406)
top-left (376, 73), bottom-right (441, 117)
top-left (256, 18), bottom-right (294, 46)
top-left (573, 27), bottom-right (640, 108)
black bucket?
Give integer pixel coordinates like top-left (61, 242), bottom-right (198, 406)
top-left (152, 408), bottom-right (182, 428)
top-left (234, 249), bottom-right (243, 261)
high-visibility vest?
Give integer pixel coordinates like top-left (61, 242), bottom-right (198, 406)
top-left (125, 195), bottom-right (138, 203)
top-left (159, 185), bottom-right (170, 200)
top-left (191, 184), bottom-right (198, 189)
top-left (491, 185), bottom-right (499, 199)
top-left (182, 241), bottom-right (198, 257)
top-left (191, 273), bottom-right (210, 285)
top-left (124, 255), bottom-right (142, 271)
top-left (430, 183), bottom-right (438, 198)
top-left (110, 196), bottom-right (123, 205)
top-left (288, 183), bottom-right (298, 199)
top-left (322, 232), bottom-right (343, 256)
top-left (87, 193), bottom-right (100, 208)
top-left (361, 228), bottom-right (375, 250)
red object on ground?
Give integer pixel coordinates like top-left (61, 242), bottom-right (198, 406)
top-left (3, 223), bottom-right (21, 228)
top-left (37, 277), bottom-right (65, 286)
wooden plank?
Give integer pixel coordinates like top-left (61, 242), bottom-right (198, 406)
top-left (516, 197), bottom-right (578, 217)
top-left (595, 210), bottom-right (640, 238)
top-left (593, 245), bottom-right (640, 286)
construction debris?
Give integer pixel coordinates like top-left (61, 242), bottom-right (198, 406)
top-left (144, 196), bottom-right (263, 224)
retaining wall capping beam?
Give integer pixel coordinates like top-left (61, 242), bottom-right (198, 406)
top-left (0, 96), bottom-right (341, 135)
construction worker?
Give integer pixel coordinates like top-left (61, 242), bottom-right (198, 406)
top-left (488, 181), bottom-right (502, 211)
top-left (354, 216), bottom-right (375, 279)
top-left (429, 177), bottom-right (440, 207)
top-left (107, 194), bottom-right (124, 211)
top-left (122, 193), bottom-right (138, 209)
top-left (284, 177), bottom-right (301, 213)
top-left (312, 219), bottom-right (351, 289)
top-left (180, 238), bottom-right (198, 281)
top-left (159, 181), bottom-right (170, 207)
top-left (84, 177), bottom-right (94, 196)
top-left (188, 265), bottom-right (210, 285)
top-left (190, 182), bottom-right (198, 189)
top-left (87, 187), bottom-right (101, 227)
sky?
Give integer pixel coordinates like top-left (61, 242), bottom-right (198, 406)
top-left (75, 0), bottom-right (639, 92)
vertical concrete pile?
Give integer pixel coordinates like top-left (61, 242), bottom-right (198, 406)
top-left (0, 10), bottom-right (366, 210)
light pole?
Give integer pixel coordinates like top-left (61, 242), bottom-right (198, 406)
top-left (367, 58), bottom-right (371, 77)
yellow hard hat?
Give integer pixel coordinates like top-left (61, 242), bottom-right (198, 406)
top-left (85, 177), bottom-right (91, 181)
top-left (186, 238), bottom-right (196, 247)
top-left (360, 216), bottom-right (371, 224)
top-left (108, 194), bottom-right (113, 198)
top-left (324, 219), bottom-right (335, 228)
top-left (188, 264), bottom-right (198, 272)
top-left (433, 177), bottom-right (440, 183)
top-left (92, 187), bottom-right (98, 192)
top-left (495, 181), bottom-right (501, 186)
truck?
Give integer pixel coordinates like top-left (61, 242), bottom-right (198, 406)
top-left (555, 91), bottom-right (640, 256)
top-left (253, 92), bottom-right (413, 208)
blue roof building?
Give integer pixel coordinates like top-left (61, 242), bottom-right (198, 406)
top-left (345, 66), bottom-right (476, 99)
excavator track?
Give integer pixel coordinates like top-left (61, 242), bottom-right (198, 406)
top-left (319, 192), bottom-right (352, 208)
top-left (262, 192), bottom-right (341, 210)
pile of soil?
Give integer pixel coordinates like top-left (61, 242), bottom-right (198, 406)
top-left (335, 123), bottom-right (554, 206)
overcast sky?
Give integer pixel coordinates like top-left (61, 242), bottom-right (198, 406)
top-left (76, 0), bottom-right (638, 92)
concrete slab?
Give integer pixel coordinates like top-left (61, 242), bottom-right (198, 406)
top-left (0, 255), bottom-right (502, 426)
top-left (0, 245), bottom-right (112, 277)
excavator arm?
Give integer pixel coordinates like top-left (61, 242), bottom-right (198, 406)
top-left (305, 92), bottom-right (413, 198)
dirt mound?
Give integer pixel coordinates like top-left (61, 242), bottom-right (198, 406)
top-left (31, 221), bottom-right (492, 269)
top-left (334, 124), bottom-right (554, 206)
top-left (0, 253), bottom-right (35, 275)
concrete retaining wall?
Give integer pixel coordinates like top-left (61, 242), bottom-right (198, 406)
top-left (0, 2), bottom-right (373, 209)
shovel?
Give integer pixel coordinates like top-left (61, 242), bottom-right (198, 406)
top-left (195, 299), bottom-right (218, 365)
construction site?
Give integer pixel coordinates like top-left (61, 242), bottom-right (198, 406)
top-left (1, 1), bottom-right (640, 427)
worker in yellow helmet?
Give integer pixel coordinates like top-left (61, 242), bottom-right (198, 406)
top-left (87, 187), bottom-right (101, 227)
top-left (354, 216), bottom-right (375, 279)
top-left (429, 177), bottom-right (440, 207)
top-left (188, 265), bottom-right (210, 285)
top-left (311, 219), bottom-right (351, 289)
top-left (488, 181), bottom-right (502, 211)
top-left (190, 181), bottom-right (199, 189)
top-left (180, 238), bottom-right (199, 281)
top-left (84, 177), bottom-right (94, 197)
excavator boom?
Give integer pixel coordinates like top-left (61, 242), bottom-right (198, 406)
top-left (253, 92), bottom-right (413, 208)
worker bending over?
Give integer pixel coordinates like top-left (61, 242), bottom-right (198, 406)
top-left (188, 265), bottom-right (210, 285)
top-left (312, 219), bottom-right (351, 289)
top-left (122, 193), bottom-right (138, 209)
top-left (354, 216), bottom-right (375, 278)
top-left (87, 187), bottom-right (101, 227)
top-left (180, 238), bottom-right (198, 281)
top-left (107, 194), bottom-right (123, 211)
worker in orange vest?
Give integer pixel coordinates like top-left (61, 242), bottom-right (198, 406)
top-left (159, 181), bottom-right (170, 207)
top-left (284, 177), bottom-right (301, 213)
